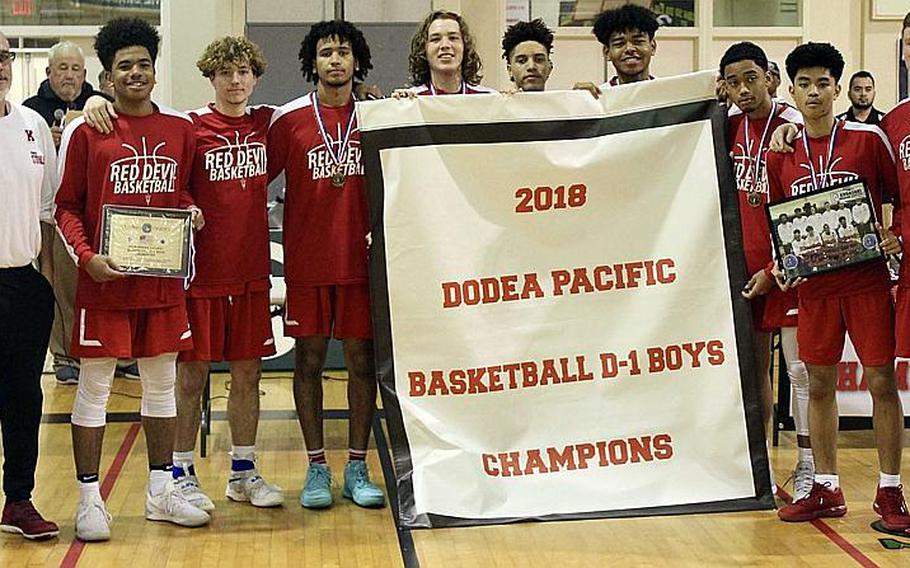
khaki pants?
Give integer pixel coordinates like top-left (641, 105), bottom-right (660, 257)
top-left (49, 231), bottom-right (78, 369)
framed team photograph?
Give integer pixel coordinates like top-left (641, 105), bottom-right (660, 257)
top-left (766, 179), bottom-right (884, 281)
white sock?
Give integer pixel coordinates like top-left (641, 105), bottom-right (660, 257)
top-left (231, 445), bottom-right (255, 462)
top-left (172, 450), bottom-right (195, 467)
top-left (880, 472), bottom-right (901, 488)
top-left (78, 481), bottom-right (101, 502)
top-left (815, 473), bottom-right (839, 489)
top-left (798, 447), bottom-right (813, 464)
top-left (149, 469), bottom-right (172, 496)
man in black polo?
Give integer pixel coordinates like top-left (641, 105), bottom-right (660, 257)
top-left (836, 70), bottom-right (885, 125)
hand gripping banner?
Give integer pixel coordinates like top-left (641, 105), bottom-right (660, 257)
top-left (358, 71), bottom-right (774, 528)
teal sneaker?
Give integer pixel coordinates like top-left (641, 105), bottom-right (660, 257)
top-left (300, 463), bottom-right (333, 509)
top-left (342, 461), bottom-right (386, 508)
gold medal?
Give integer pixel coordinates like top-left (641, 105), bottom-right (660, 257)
top-left (747, 191), bottom-right (762, 208)
top-left (331, 169), bottom-right (346, 188)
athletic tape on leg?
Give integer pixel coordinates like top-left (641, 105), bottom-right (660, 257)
top-left (138, 353), bottom-right (178, 418)
top-left (71, 357), bottom-right (117, 427)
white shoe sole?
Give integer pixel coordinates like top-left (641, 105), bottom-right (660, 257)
top-left (75, 529), bottom-right (110, 542)
top-left (0, 524), bottom-right (61, 540)
top-left (225, 487), bottom-right (284, 508)
top-left (145, 509), bottom-right (210, 527)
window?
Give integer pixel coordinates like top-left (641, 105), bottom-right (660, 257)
top-left (530, 1), bottom-right (695, 29)
top-left (0, 0), bottom-right (160, 26)
top-left (713, 0), bottom-right (801, 27)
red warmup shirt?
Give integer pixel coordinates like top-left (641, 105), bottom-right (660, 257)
top-left (187, 103), bottom-right (274, 297)
top-left (765, 120), bottom-right (897, 299)
top-left (267, 93), bottom-right (369, 287)
top-left (55, 106), bottom-right (196, 310)
top-left (878, 99), bottom-right (910, 286)
top-left (728, 102), bottom-right (802, 275)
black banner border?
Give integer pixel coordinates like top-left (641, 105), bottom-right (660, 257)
top-left (362, 98), bottom-right (774, 529)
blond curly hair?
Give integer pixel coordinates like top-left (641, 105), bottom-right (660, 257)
top-left (196, 36), bottom-right (267, 78)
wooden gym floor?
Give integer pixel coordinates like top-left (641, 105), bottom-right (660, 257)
top-left (0, 370), bottom-right (908, 567)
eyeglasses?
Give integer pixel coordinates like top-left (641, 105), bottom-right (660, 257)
top-left (0, 51), bottom-right (16, 64)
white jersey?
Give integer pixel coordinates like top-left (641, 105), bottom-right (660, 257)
top-left (837, 224), bottom-right (859, 239)
top-left (821, 209), bottom-right (839, 231)
top-left (778, 221), bottom-right (795, 244)
top-left (852, 203), bottom-right (871, 224)
top-left (806, 213), bottom-right (824, 234)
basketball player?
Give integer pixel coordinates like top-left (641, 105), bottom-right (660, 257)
top-left (879, 22), bottom-right (910, 532)
top-left (267, 20), bottom-right (385, 510)
top-left (501, 19), bottom-right (554, 93)
top-left (55, 18), bottom-right (210, 540)
top-left (393, 10), bottom-right (494, 97)
top-left (573, 3), bottom-right (659, 98)
top-left (767, 43), bottom-right (908, 532)
top-left (720, 41), bottom-right (813, 499)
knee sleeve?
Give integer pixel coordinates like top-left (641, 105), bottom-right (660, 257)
top-left (787, 360), bottom-right (809, 390)
top-left (71, 358), bottom-right (117, 427)
top-left (138, 353), bottom-right (178, 418)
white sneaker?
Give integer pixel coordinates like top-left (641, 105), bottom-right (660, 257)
top-left (145, 479), bottom-right (211, 527)
top-left (75, 495), bottom-right (112, 542)
top-left (225, 470), bottom-right (284, 508)
top-left (792, 459), bottom-right (815, 502)
top-left (174, 474), bottom-right (216, 513)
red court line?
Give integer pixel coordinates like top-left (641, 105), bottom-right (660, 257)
top-left (60, 422), bottom-right (142, 568)
top-left (777, 486), bottom-right (880, 568)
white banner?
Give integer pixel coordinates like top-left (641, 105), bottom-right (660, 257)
top-left (360, 71), bottom-right (773, 528)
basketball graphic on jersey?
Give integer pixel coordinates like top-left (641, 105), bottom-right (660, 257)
top-left (204, 131), bottom-right (267, 182)
top-left (109, 137), bottom-right (178, 205)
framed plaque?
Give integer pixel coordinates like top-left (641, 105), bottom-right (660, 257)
top-left (100, 205), bottom-right (192, 278)
top-left (766, 179), bottom-right (884, 281)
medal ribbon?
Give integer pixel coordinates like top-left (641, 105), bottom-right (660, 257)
top-left (311, 91), bottom-right (357, 175)
top-left (429, 81), bottom-right (467, 95)
top-left (743, 100), bottom-right (777, 192)
top-left (800, 119), bottom-right (841, 192)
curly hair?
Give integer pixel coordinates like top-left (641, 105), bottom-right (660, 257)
top-left (408, 10), bottom-right (482, 87)
top-left (94, 17), bottom-right (160, 72)
top-left (592, 4), bottom-right (659, 45)
top-left (719, 41), bottom-right (768, 76)
top-left (501, 19), bottom-right (554, 61)
top-left (785, 42), bottom-right (845, 83)
top-left (196, 36), bottom-right (268, 78)
top-left (299, 20), bottom-right (372, 85)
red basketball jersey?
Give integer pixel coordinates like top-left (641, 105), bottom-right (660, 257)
top-left (765, 120), bottom-right (896, 299)
top-left (267, 93), bottom-right (369, 287)
top-left (55, 106), bottom-right (196, 310)
top-left (186, 103), bottom-right (273, 297)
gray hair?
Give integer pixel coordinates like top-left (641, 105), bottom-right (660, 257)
top-left (48, 41), bottom-right (84, 65)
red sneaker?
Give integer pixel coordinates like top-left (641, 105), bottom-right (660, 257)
top-left (874, 485), bottom-right (910, 532)
top-left (778, 482), bottom-right (847, 522)
top-left (0, 500), bottom-right (60, 540)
